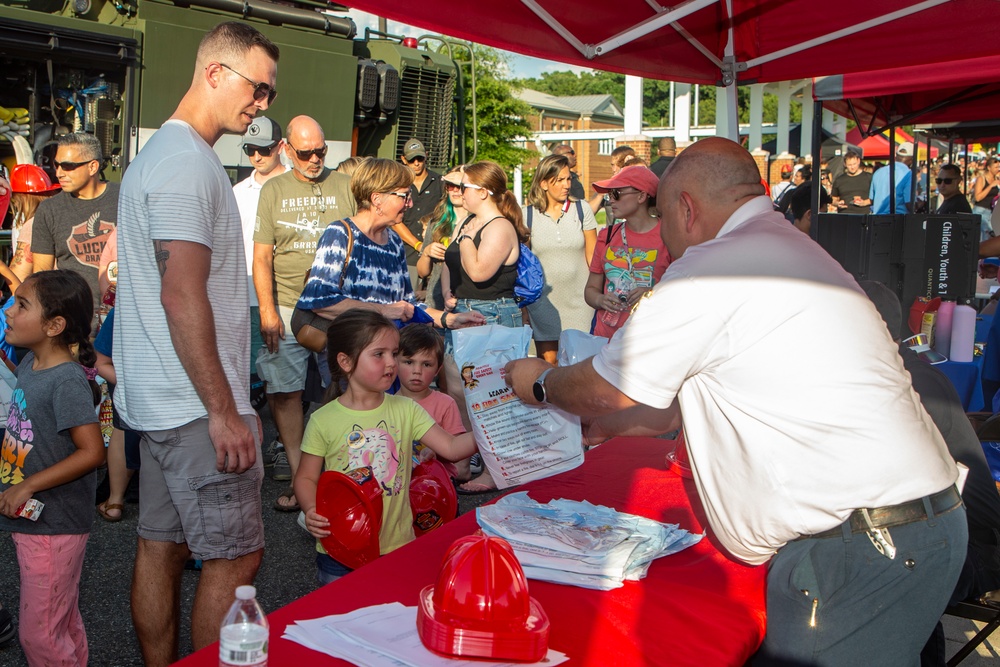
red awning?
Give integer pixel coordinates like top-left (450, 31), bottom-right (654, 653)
top-left (845, 127), bottom-right (938, 160)
top-left (344, 0), bottom-right (1000, 86)
top-left (814, 55), bottom-right (1000, 133)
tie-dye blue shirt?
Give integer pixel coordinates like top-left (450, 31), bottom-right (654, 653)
top-left (297, 218), bottom-right (417, 310)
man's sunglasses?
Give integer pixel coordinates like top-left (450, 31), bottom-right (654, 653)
top-left (220, 63), bottom-right (277, 105)
top-left (54, 159), bottom-right (96, 172)
top-left (242, 142), bottom-right (280, 158)
top-left (608, 187), bottom-right (638, 201)
top-left (287, 143), bottom-right (328, 161)
top-left (935, 178), bottom-right (956, 185)
top-left (460, 182), bottom-right (494, 196)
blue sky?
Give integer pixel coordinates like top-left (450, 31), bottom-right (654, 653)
top-left (344, 8), bottom-right (593, 80)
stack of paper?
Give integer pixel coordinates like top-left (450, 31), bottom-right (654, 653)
top-left (283, 603), bottom-right (568, 666)
top-left (476, 492), bottom-right (702, 590)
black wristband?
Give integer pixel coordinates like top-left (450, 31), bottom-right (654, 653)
top-left (440, 311), bottom-right (449, 329)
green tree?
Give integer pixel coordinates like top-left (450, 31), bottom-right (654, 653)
top-left (448, 41), bottom-right (536, 171)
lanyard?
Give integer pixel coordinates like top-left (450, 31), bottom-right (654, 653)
top-left (620, 223), bottom-right (635, 278)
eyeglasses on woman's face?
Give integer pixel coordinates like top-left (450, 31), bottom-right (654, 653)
top-left (386, 190), bottom-right (412, 204)
top-left (444, 181), bottom-right (462, 192)
top-left (460, 182), bottom-right (494, 196)
top-left (608, 187), bottom-right (639, 201)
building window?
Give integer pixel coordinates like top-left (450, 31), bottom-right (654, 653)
top-left (598, 139), bottom-right (614, 156)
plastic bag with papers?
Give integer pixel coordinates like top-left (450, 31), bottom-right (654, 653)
top-left (452, 325), bottom-right (583, 490)
top-left (477, 491), bottom-right (703, 590)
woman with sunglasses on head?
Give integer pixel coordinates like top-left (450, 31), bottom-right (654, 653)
top-left (585, 165), bottom-right (671, 339)
top-left (439, 161), bottom-right (528, 492)
top-left (417, 167), bottom-right (466, 312)
top-left (522, 154), bottom-right (598, 364)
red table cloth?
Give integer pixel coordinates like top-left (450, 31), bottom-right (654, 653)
top-left (176, 437), bottom-right (767, 666)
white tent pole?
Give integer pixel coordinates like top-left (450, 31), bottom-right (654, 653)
top-left (718, 0), bottom-right (738, 140)
top-left (743, 0), bottom-right (948, 69)
top-left (518, 0), bottom-right (588, 54)
top-left (590, 0), bottom-right (715, 58)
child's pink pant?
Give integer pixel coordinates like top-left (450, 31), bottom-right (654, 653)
top-left (12, 532), bottom-right (89, 667)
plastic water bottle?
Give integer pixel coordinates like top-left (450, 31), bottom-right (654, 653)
top-left (219, 585), bottom-right (269, 667)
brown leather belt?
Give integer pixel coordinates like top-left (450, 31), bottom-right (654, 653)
top-left (808, 486), bottom-right (962, 540)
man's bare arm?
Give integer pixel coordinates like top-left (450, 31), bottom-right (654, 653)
top-left (31, 253), bottom-right (54, 272)
top-left (157, 238), bottom-right (255, 473)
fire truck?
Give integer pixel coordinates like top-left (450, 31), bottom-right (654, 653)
top-left (0, 0), bottom-right (460, 181)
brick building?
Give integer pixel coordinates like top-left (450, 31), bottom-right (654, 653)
top-left (516, 89), bottom-right (625, 199)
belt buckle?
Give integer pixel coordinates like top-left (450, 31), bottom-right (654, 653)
top-left (862, 508), bottom-right (897, 560)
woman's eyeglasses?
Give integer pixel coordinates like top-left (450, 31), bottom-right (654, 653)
top-left (387, 190), bottom-right (412, 204)
top-left (935, 178), bottom-right (956, 185)
top-left (287, 142), bottom-right (329, 161)
top-left (444, 182), bottom-right (462, 192)
top-left (219, 63), bottom-right (277, 105)
top-left (242, 143), bottom-right (279, 158)
top-left (460, 182), bottom-right (494, 196)
top-left (609, 187), bottom-right (638, 201)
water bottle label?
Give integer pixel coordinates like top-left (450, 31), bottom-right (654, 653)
top-left (219, 631), bottom-right (267, 666)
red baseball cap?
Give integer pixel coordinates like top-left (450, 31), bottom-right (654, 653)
top-left (592, 165), bottom-right (660, 197)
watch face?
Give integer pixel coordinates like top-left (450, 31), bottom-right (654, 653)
top-left (532, 380), bottom-right (545, 403)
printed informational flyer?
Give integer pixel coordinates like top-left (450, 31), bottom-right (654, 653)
top-left (454, 326), bottom-right (584, 489)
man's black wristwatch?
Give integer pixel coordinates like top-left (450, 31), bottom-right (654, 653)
top-left (532, 368), bottom-right (554, 404)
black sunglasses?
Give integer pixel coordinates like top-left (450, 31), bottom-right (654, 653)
top-left (287, 142), bottom-right (328, 161)
top-left (609, 187), bottom-right (638, 201)
top-left (220, 63), bottom-right (277, 105)
top-left (54, 159), bottom-right (96, 172)
top-left (242, 142), bottom-right (279, 157)
top-left (935, 178), bottom-right (956, 185)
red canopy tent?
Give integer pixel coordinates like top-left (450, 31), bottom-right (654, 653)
top-left (344, 0), bottom-right (1000, 136)
top-left (814, 55), bottom-right (1000, 135)
top-left (844, 127), bottom-right (939, 160)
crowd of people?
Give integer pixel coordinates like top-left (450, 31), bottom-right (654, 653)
top-left (0, 18), bottom-right (996, 667)
top-left (774, 141), bottom-right (1000, 239)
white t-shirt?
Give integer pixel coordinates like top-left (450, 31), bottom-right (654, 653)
top-left (115, 120), bottom-right (251, 429)
top-left (233, 170), bottom-right (281, 308)
top-left (593, 196), bottom-right (957, 565)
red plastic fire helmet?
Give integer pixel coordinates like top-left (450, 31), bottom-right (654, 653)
top-left (9, 164), bottom-right (60, 195)
top-left (315, 467), bottom-right (384, 571)
top-left (410, 459), bottom-right (458, 536)
top-left (417, 534), bottom-right (550, 662)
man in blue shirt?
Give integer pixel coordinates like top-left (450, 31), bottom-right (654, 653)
top-left (870, 141), bottom-right (914, 214)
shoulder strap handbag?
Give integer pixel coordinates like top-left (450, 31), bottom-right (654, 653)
top-left (292, 220), bottom-right (353, 353)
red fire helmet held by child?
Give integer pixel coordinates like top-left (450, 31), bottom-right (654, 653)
top-left (315, 467), bottom-right (384, 571)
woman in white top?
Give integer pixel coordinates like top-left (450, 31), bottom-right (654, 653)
top-left (522, 154), bottom-right (597, 364)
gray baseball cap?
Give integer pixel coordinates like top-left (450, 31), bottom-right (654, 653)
top-left (403, 138), bottom-right (426, 160)
top-left (243, 117), bottom-right (281, 147)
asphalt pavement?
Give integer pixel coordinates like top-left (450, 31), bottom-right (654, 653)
top-left (0, 404), bottom-right (503, 666)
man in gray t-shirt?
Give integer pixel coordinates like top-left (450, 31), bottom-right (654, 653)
top-left (114, 21), bottom-right (278, 663)
top-left (32, 132), bottom-right (117, 326)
